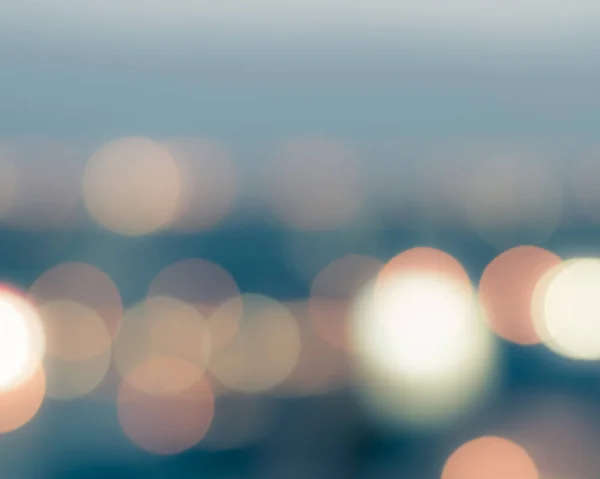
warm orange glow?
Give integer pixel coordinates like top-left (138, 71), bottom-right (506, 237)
top-left (148, 259), bottom-right (241, 351)
top-left (376, 247), bottom-right (472, 297)
top-left (118, 360), bottom-right (214, 455)
top-left (0, 364), bottom-right (45, 434)
top-left (309, 255), bottom-right (383, 350)
top-left (479, 246), bottom-right (562, 345)
top-left (83, 137), bottom-right (182, 235)
top-left (29, 262), bottom-right (122, 339)
top-left (442, 436), bottom-right (539, 479)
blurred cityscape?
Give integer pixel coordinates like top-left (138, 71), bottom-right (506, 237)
top-left (2, 2), bottom-right (600, 479)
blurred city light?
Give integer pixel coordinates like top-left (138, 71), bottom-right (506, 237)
top-left (534, 258), bottom-right (600, 360)
top-left (118, 359), bottom-right (214, 455)
top-left (0, 288), bottom-right (45, 392)
top-left (209, 294), bottom-right (301, 394)
top-left (442, 436), bottom-right (538, 479)
top-left (114, 297), bottom-right (211, 395)
top-left (83, 137), bottom-right (182, 235)
top-left (479, 245), bottom-right (562, 345)
top-left (351, 248), bottom-right (497, 427)
top-left (164, 139), bottom-right (237, 232)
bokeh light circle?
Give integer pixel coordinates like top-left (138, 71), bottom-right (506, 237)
top-left (281, 301), bottom-right (347, 397)
top-left (0, 364), bottom-right (45, 434)
top-left (118, 358), bottom-right (214, 455)
top-left (164, 139), bottom-right (237, 231)
top-left (479, 246), bottom-right (562, 345)
top-left (309, 255), bottom-right (383, 351)
top-left (352, 250), bottom-right (497, 427)
top-left (29, 262), bottom-right (122, 339)
top-left (114, 297), bottom-right (211, 395)
top-left (534, 258), bottom-right (600, 360)
top-left (209, 294), bottom-right (301, 393)
top-left (442, 436), bottom-right (539, 479)
top-left (83, 137), bottom-right (182, 235)
top-left (0, 288), bottom-right (46, 391)
top-left (376, 247), bottom-right (473, 297)
top-left (148, 259), bottom-right (241, 351)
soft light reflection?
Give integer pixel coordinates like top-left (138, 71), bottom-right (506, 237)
top-left (265, 137), bottom-right (363, 230)
top-left (164, 139), bottom-right (237, 231)
top-left (352, 253), bottom-right (497, 426)
top-left (148, 259), bottom-right (241, 351)
top-left (118, 359), bottom-right (214, 455)
top-left (534, 258), bottom-right (600, 360)
top-left (281, 301), bottom-right (347, 397)
top-left (309, 255), bottom-right (383, 350)
top-left (442, 436), bottom-right (539, 479)
top-left (0, 288), bottom-right (46, 391)
top-left (200, 394), bottom-right (266, 451)
top-left (83, 137), bottom-right (182, 235)
top-left (479, 246), bottom-right (562, 345)
top-left (29, 262), bottom-right (122, 339)
top-left (114, 297), bottom-right (211, 395)
top-left (465, 153), bottom-right (562, 249)
top-left (209, 294), bottom-right (301, 393)
top-left (0, 364), bottom-right (45, 434)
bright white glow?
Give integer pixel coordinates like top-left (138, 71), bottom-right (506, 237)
top-left (535, 258), bottom-right (600, 360)
top-left (0, 301), bottom-right (30, 388)
top-left (0, 293), bottom-right (45, 390)
top-left (351, 273), bottom-right (497, 427)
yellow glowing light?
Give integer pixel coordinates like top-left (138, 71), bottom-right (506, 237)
top-left (534, 258), bottom-right (600, 360)
top-left (83, 137), bottom-right (182, 236)
top-left (351, 271), bottom-right (497, 427)
top-left (0, 290), bottom-right (45, 391)
top-left (442, 436), bottom-right (539, 479)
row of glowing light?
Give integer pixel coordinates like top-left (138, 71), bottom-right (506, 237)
top-left (2, 136), bottom-right (578, 243)
top-left (0, 245), bottom-right (596, 466)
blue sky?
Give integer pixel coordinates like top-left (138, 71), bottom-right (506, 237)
top-left (1, 2), bottom-right (600, 143)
